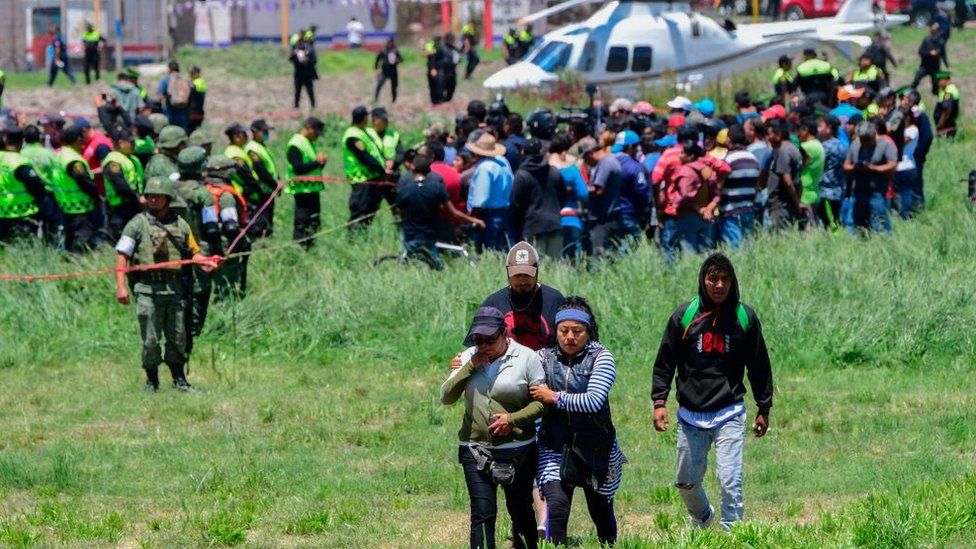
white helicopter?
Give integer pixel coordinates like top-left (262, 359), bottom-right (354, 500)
top-left (483, 0), bottom-right (908, 94)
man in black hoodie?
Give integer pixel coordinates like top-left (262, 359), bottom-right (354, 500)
top-left (510, 139), bottom-right (565, 258)
top-left (651, 253), bottom-right (773, 531)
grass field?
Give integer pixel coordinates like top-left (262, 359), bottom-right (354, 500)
top-left (2, 25), bottom-right (976, 549)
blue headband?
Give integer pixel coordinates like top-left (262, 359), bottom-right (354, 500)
top-left (555, 309), bottom-right (591, 327)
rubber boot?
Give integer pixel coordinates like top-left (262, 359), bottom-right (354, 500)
top-left (145, 367), bottom-right (160, 392)
top-left (168, 363), bottom-right (194, 392)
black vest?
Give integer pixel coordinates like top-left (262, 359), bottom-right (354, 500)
top-left (538, 343), bottom-right (615, 451)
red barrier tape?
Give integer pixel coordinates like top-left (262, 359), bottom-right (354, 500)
top-left (0, 258), bottom-right (204, 283)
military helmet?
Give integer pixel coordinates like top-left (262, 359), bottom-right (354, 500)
top-left (148, 113), bottom-right (169, 135)
top-left (157, 125), bottom-right (188, 149)
top-left (143, 177), bottom-right (176, 198)
top-left (206, 155), bottom-right (237, 179)
top-left (177, 146), bottom-right (208, 173)
top-left (189, 129), bottom-right (214, 147)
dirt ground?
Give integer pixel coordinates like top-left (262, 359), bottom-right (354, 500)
top-left (5, 56), bottom-right (509, 130)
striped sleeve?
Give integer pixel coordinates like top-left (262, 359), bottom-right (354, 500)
top-left (556, 351), bottom-right (616, 413)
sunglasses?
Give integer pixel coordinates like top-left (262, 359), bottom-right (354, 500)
top-left (473, 333), bottom-right (502, 346)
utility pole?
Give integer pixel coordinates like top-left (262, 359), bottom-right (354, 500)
top-left (281, 0), bottom-right (289, 48)
top-left (113, 0), bottom-right (123, 69)
top-left (161, 0), bottom-right (172, 59)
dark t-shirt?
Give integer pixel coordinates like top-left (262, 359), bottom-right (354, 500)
top-left (846, 138), bottom-right (897, 194)
top-left (588, 154), bottom-right (622, 222)
top-left (396, 175), bottom-right (449, 238)
top-left (765, 141), bottom-right (803, 211)
top-left (480, 284), bottom-right (565, 350)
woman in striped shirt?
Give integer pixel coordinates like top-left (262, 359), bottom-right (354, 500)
top-left (529, 297), bottom-right (626, 546)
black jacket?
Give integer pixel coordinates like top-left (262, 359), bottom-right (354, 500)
top-left (651, 257), bottom-right (774, 414)
top-left (510, 154), bottom-right (564, 239)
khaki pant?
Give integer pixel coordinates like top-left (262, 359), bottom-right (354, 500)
top-left (136, 292), bottom-right (185, 370)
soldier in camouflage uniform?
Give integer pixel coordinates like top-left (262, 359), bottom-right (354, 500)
top-left (176, 147), bottom-right (217, 333)
top-left (145, 125), bottom-right (187, 183)
top-left (114, 177), bottom-right (218, 392)
top-left (201, 155), bottom-right (250, 300)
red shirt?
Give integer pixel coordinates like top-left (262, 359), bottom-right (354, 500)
top-left (651, 144), bottom-right (683, 188)
top-left (664, 159), bottom-right (718, 217)
top-left (431, 161), bottom-right (463, 221)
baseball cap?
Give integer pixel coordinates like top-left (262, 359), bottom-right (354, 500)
top-left (464, 306), bottom-right (507, 346)
top-left (655, 134), bottom-right (678, 148)
top-left (570, 136), bottom-right (599, 158)
top-left (632, 101), bottom-right (655, 115)
top-left (371, 107), bottom-right (389, 120)
top-left (506, 241), bottom-right (539, 277)
top-left (61, 125), bottom-right (83, 145)
top-left (39, 111), bottom-right (65, 125)
top-left (224, 123), bottom-right (247, 138)
top-left (609, 98), bottom-right (633, 115)
top-left (611, 130), bottom-right (639, 153)
top-left (666, 96), bottom-right (692, 112)
top-left (74, 118), bottom-right (91, 129)
top-left (693, 98), bottom-right (716, 117)
top-left (837, 84), bottom-right (865, 102)
top-left (667, 114), bottom-right (687, 128)
top-left (250, 119), bottom-right (274, 132)
top-left (760, 104), bottom-right (787, 121)
top-left (352, 106), bottom-right (369, 123)
top-left (305, 117), bottom-right (325, 132)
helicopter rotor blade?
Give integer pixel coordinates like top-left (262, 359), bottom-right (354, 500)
top-left (515, 0), bottom-right (605, 26)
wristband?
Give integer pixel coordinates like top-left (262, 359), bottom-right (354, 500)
top-left (653, 400), bottom-right (666, 410)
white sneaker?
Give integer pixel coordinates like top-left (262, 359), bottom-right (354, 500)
top-left (691, 505), bottom-right (715, 529)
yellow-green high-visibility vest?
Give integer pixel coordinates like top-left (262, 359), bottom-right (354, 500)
top-left (20, 143), bottom-right (58, 192)
top-left (245, 140), bottom-right (279, 181)
top-left (83, 30), bottom-right (101, 43)
top-left (224, 144), bottom-right (257, 196)
top-left (284, 133), bottom-right (323, 194)
top-left (341, 126), bottom-right (385, 184)
top-left (366, 128), bottom-right (400, 162)
top-left (54, 147), bottom-right (95, 214)
top-left (852, 65), bottom-right (880, 84)
top-left (0, 152), bottom-right (40, 219)
top-left (103, 151), bottom-right (143, 206)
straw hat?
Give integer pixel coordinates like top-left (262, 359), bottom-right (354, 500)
top-left (467, 132), bottom-right (507, 157)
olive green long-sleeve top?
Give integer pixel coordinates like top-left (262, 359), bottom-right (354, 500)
top-left (440, 339), bottom-right (545, 448)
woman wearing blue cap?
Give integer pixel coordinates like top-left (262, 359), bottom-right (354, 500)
top-left (528, 297), bottom-right (625, 546)
top-left (441, 306), bottom-right (545, 549)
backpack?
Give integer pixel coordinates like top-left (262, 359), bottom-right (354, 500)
top-left (166, 74), bottom-right (192, 109)
top-left (681, 297), bottom-right (749, 333)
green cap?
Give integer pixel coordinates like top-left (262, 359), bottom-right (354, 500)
top-left (206, 155), bottom-right (237, 179)
top-left (935, 71), bottom-right (951, 80)
top-left (148, 113), bottom-right (169, 135)
top-left (177, 146), bottom-right (208, 173)
top-left (189, 129), bottom-right (214, 147)
top-left (124, 67), bottom-right (140, 79)
top-left (143, 177), bottom-right (176, 198)
top-left (157, 125), bottom-right (188, 149)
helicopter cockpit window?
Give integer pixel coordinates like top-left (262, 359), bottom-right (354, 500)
top-left (529, 41), bottom-right (572, 72)
top-left (691, 18), bottom-right (701, 37)
top-left (632, 46), bottom-right (652, 72)
top-left (606, 46), bottom-right (628, 73)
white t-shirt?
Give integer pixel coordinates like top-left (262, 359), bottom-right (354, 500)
top-left (897, 125), bottom-right (919, 172)
top-left (346, 21), bottom-right (365, 45)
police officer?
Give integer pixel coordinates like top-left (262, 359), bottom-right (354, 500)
top-left (0, 127), bottom-right (49, 240)
top-left (461, 23), bottom-right (479, 80)
top-left (20, 125), bottom-right (62, 241)
top-left (82, 22), bottom-right (105, 85)
top-left (366, 108), bottom-right (403, 176)
top-left (285, 117), bottom-right (328, 247)
top-left (851, 53), bottom-right (884, 95)
top-left (517, 25), bottom-right (535, 58)
top-left (245, 119), bottom-right (279, 238)
top-left (103, 133), bottom-right (145, 239)
top-left (795, 49), bottom-right (839, 107)
top-left (201, 156), bottom-right (250, 300)
top-left (438, 33), bottom-right (461, 103)
top-left (772, 55), bottom-right (796, 98)
top-left (343, 106), bottom-right (390, 233)
top-left (115, 177), bottom-right (218, 392)
top-left (145, 125), bottom-right (187, 183)
top-left (934, 71), bottom-right (959, 137)
top-left (223, 124), bottom-right (268, 234)
top-left (56, 125), bottom-right (100, 252)
top-left (503, 28), bottom-right (519, 65)
top-left (424, 35), bottom-right (444, 105)
top-left (189, 66), bottom-right (207, 132)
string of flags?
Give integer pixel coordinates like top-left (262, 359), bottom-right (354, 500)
top-left (168, 0), bottom-right (523, 14)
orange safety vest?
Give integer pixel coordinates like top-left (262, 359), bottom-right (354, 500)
top-left (207, 183), bottom-right (249, 225)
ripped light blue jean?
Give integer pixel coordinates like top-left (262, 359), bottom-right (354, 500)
top-left (675, 413), bottom-right (745, 530)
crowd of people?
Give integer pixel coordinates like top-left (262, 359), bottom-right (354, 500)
top-left (441, 244), bottom-right (773, 546)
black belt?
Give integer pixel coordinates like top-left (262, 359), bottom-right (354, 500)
top-left (143, 270), bottom-right (182, 282)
